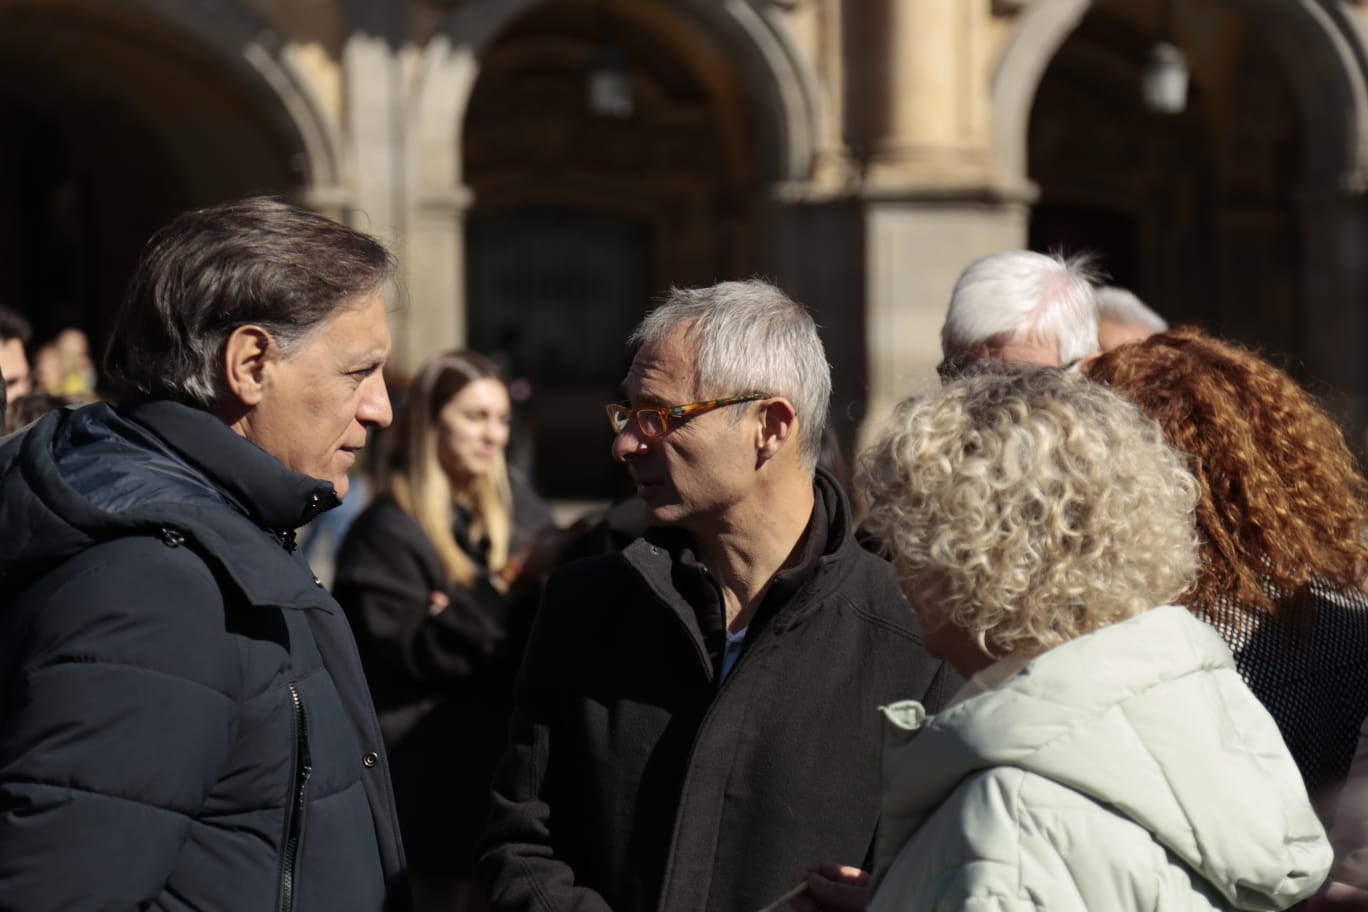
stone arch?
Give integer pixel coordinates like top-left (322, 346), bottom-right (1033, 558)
top-left (992, 0), bottom-right (1368, 440)
top-left (992, 0), bottom-right (1368, 194)
top-left (0, 0), bottom-right (335, 354)
top-left (118, 0), bottom-right (345, 190)
top-left (408, 0), bottom-right (822, 197)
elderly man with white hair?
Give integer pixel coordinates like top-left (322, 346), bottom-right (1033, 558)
top-left (1095, 284), bottom-right (1169, 351)
top-left (937, 250), bottom-right (1100, 380)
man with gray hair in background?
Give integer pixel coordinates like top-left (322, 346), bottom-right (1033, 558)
top-left (937, 250), bottom-right (1100, 380)
top-left (479, 279), bottom-right (951, 912)
top-left (1095, 284), bottom-right (1168, 351)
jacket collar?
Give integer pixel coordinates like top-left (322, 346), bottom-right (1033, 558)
top-left (623, 468), bottom-right (855, 676)
top-left (123, 397), bottom-right (340, 533)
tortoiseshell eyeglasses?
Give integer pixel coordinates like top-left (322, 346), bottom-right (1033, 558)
top-left (605, 392), bottom-right (770, 439)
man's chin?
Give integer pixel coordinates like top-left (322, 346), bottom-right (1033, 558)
top-left (641, 499), bottom-right (681, 525)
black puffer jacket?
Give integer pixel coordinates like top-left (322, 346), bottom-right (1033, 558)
top-left (479, 470), bottom-right (956, 912)
top-left (0, 400), bottom-right (409, 911)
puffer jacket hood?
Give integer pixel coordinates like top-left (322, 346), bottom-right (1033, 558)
top-left (874, 605), bottom-right (1330, 911)
top-left (0, 399), bottom-right (337, 595)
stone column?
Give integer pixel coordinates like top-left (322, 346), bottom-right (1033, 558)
top-left (340, 30), bottom-right (409, 364)
top-left (859, 195), bottom-right (1029, 447)
top-left (843, 0), bottom-right (1022, 447)
top-left (846, 0), bottom-right (993, 188)
top-left (401, 187), bottom-right (472, 368)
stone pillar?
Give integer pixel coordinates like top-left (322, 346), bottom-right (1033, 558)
top-left (859, 195), bottom-right (1028, 448)
top-left (401, 33), bottom-right (481, 375)
top-left (842, 0), bottom-right (1022, 448)
top-left (846, 0), bottom-right (993, 189)
top-left (401, 187), bottom-right (472, 368)
top-left (341, 30), bottom-right (408, 357)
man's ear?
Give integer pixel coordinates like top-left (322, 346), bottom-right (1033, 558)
top-left (755, 397), bottom-right (798, 465)
top-left (221, 325), bottom-right (274, 408)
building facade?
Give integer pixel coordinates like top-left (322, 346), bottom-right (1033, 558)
top-left (4, 0), bottom-right (1368, 496)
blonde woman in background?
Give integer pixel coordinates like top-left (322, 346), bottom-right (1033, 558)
top-left (334, 350), bottom-right (563, 912)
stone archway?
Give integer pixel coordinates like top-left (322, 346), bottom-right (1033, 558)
top-left (393, 1), bottom-right (824, 490)
top-left (411, 0), bottom-right (819, 194)
top-left (993, 0), bottom-right (1368, 194)
top-left (993, 0), bottom-right (1368, 437)
top-left (0, 1), bottom-right (324, 362)
top-left (435, 0), bottom-right (817, 497)
top-left (398, 0), bottom-right (823, 365)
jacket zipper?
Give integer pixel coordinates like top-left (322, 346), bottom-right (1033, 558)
top-left (280, 682), bottom-right (312, 912)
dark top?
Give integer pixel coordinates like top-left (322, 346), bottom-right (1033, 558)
top-left (478, 469), bottom-right (957, 912)
top-left (333, 477), bottom-right (554, 872)
top-left (0, 400), bottom-right (409, 910)
top-left (1211, 581), bottom-right (1368, 812)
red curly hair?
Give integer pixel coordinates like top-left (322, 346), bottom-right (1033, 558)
top-left (1086, 327), bottom-right (1368, 629)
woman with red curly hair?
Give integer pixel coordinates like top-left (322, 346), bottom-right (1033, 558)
top-left (1086, 327), bottom-right (1368, 814)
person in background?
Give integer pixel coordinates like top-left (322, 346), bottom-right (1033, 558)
top-left (1095, 284), bottom-right (1168, 351)
top-left (1087, 328), bottom-right (1368, 815)
top-left (0, 304), bottom-right (32, 404)
top-left (1318, 715), bottom-right (1368, 909)
top-left (853, 366), bottom-right (1328, 911)
top-left (479, 279), bottom-right (952, 912)
top-left (50, 327), bottom-right (98, 398)
top-left (937, 250), bottom-right (1099, 380)
top-left (0, 197), bottom-right (409, 909)
top-left (333, 349), bottom-right (563, 912)
top-left (3, 391), bottom-right (70, 434)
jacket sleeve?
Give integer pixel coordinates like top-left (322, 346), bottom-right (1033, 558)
top-left (334, 501), bottom-right (516, 682)
top-left (1328, 714), bottom-right (1368, 892)
top-left (868, 771), bottom-right (1174, 912)
top-left (476, 569), bottom-right (614, 912)
top-left (0, 538), bottom-right (239, 909)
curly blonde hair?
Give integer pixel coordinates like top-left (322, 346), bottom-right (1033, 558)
top-left (859, 367), bottom-right (1199, 657)
top-left (1087, 327), bottom-right (1368, 630)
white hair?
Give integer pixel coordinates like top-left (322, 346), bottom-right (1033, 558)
top-left (1095, 286), bottom-right (1168, 332)
top-left (630, 279), bottom-right (831, 473)
top-left (940, 250), bottom-right (1100, 368)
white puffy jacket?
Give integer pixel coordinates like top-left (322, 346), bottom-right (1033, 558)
top-left (869, 605), bottom-right (1331, 911)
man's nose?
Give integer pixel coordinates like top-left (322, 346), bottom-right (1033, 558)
top-left (360, 374), bottom-right (393, 429)
top-left (610, 423), bottom-right (647, 463)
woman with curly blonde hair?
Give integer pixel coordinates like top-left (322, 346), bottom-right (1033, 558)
top-left (1086, 327), bottom-right (1368, 806)
top-left (853, 367), bottom-right (1327, 912)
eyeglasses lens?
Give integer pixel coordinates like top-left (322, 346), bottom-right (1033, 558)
top-left (638, 410), bottom-right (666, 437)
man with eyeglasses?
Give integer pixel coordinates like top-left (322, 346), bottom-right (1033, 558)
top-left (479, 279), bottom-right (953, 912)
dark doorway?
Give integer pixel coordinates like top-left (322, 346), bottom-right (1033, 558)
top-left (466, 207), bottom-right (652, 499)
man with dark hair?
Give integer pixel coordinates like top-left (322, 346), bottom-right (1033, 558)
top-left (0, 304), bottom-right (32, 404)
top-left (479, 280), bottom-right (952, 912)
top-left (0, 197), bottom-right (410, 909)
